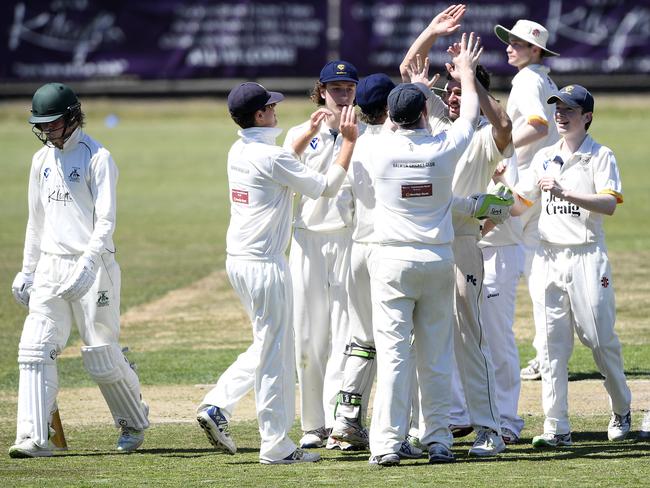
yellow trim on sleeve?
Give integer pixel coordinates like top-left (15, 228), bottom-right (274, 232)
top-left (527, 115), bottom-right (548, 127)
top-left (599, 189), bottom-right (623, 204)
top-left (518, 195), bottom-right (534, 207)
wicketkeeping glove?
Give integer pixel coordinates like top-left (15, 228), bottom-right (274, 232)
top-left (11, 272), bottom-right (34, 308)
top-left (470, 192), bottom-right (514, 224)
top-left (58, 255), bottom-right (96, 301)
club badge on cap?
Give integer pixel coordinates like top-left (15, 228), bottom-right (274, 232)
top-left (547, 84), bottom-right (594, 112)
top-left (494, 19), bottom-right (559, 57)
top-left (319, 60), bottom-right (359, 84)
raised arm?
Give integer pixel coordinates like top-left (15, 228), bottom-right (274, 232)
top-left (399, 4), bottom-right (466, 81)
top-left (450, 32), bottom-right (482, 127)
top-left (291, 108), bottom-right (333, 156)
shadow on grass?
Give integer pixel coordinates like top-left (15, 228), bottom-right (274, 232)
top-left (52, 446), bottom-right (260, 458)
top-left (568, 371), bottom-right (650, 381)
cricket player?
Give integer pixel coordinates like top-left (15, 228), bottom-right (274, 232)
top-left (493, 19), bottom-right (561, 382)
top-left (398, 14), bottom-right (515, 454)
top-left (509, 85), bottom-right (632, 447)
top-left (195, 82), bottom-right (358, 464)
top-left (367, 32), bottom-right (482, 466)
top-left (9, 83), bottom-right (149, 458)
top-left (283, 61), bottom-right (358, 449)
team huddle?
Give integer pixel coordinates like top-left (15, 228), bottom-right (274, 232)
top-left (9, 4), bottom-right (650, 464)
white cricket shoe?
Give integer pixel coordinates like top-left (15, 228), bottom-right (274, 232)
top-left (608, 411), bottom-right (631, 441)
top-left (428, 443), bottom-right (455, 464)
top-left (520, 358), bottom-right (542, 381)
top-left (639, 411), bottom-right (650, 440)
top-left (501, 427), bottom-right (520, 445)
top-left (397, 439), bottom-right (422, 458)
top-left (368, 452), bottom-right (400, 466)
top-left (117, 427), bottom-right (145, 453)
top-left (260, 448), bottom-right (321, 465)
top-left (196, 405), bottom-right (237, 454)
top-left (532, 432), bottom-right (572, 448)
top-left (299, 427), bottom-right (330, 448)
top-left (468, 428), bottom-right (506, 457)
top-left (330, 417), bottom-right (368, 448)
top-left (8, 439), bottom-right (53, 458)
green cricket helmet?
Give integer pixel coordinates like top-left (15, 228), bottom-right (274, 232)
top-left (29, 82), bottom-right (80, 124)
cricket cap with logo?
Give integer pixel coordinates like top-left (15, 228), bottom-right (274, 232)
top-left (547, 84), bottom-right (594, 112)
top-left (227, 82), bottom-right (284, 116)
top-left (356, 73), bottom-right (396, 112)
top-left (388, 83), bottom-right (430, 126)
top-left (319, 60), bottom-right (359, 84)
top-left (494, 19), bottom-right (559, 57)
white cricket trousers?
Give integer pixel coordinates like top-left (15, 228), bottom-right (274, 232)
top-left (450, 235), bottom-right (501, 433)
top-left (203, 256), bottom-right (297, 462)
top-left (290, 227), bottom-right (351, 431)
top-left (369, 245), bottom-right (455, 455)
top-left (481, 244), bottom-right (525, 436)
top-left (16, 252), bottom-right (123, 446)
top-left (530, 241), bottom-right (632, 435)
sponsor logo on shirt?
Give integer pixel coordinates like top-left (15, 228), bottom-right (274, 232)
top-left (466, 274), bottom-right (477, 286)
top-left (232, 189), bottom-right (249, 204)
top-left (309, 137), bottom-right (319, 150)
top-left (97, 290), bottom-right (110, 307)
top-left (545, 193), bottom-right (581, 217)
top-left (393, 161), bottom-right (435, 168)
top-left (48, 186), bottom-right (72, 205)
top-left (69, 167), bottom-right (81, 182)
top-left (401, 183), bottom-right (432, 198)
top-left (601, 276), bottom-right (609, 288)
top-left (487, 292), bottom-right (500, 299)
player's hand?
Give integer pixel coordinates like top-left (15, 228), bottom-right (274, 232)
top-left (11, 271), bottom-right (34, 308)
top-left (537, 176), bottom-right (565, 198)
top-left (470, 192), bottom-right (513, 224)
top-left (339, 105), bottom-right (358, 143)
top-left (58, 255), bottom-right (96, 301)
top-left (428, 4), bottom-right (466, 37)
top-left (405, 54), bottom-right (440, 88)
top-left (307, 108), bottom-right (332, 135)
top-left (451, 32), bottom-right (483, 75)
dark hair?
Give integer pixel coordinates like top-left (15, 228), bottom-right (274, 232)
top-left (583, 110), bottom-right (592, 131)
top-left (358, 103), bottom-right (387, 125)
top-left (230, 111), bottom-right (257, 129)
top-left (446, 64), bottom-right (491, 91)
top-left (310, 81), bottom-right (326, 106)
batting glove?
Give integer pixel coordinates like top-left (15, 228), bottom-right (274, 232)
top-left (58, 255), bottom-right (96, 301)
top-left (470, 193), bottom-right (514, 224)
top-left (11, 271), bottom-right (34, 308)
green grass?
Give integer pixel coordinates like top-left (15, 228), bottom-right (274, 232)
top-left (1, 95), bottom-right (649, 486)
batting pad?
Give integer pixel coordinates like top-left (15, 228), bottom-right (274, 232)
top-left (81, 344), bottom-right (149, 430)
top-left (337, 343), bottom-right (376, 419)
top-left (17, 341), bottom-right (59, 448)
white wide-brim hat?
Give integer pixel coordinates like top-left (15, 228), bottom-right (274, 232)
top-left (494, 19), bottom-right (559, 57)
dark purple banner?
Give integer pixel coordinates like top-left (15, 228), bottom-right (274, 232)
top-left (1, 0), bottom-right (328, 81)
top-left (340, 0), bottom-right (650, 77)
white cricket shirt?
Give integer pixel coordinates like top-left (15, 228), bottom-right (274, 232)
top-left (226, 127), bottom-right (327, 258)
top-left (372, 119), bottom-right (474, 246)
top-left (515, 134), bottom-right (623, 245)
top-left (22, 128), bottom-right (118, 273)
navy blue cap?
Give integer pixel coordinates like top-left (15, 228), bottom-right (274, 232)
top-left (547, 84), bottom-right (594, 112)
top-left (227, 82), bottom-right (284, 116)
top-left (356, 73), bottom-right (396, 112)
top-left (388, 83), bottom-right (427, 126)
top-left (319, 60), bottom-right (359, 84)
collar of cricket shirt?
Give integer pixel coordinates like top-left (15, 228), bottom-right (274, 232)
top-left (239, 126), bottom-right (283, 144)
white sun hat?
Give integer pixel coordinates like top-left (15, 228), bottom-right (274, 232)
top-left (494, 19), bottom-right (559, 57)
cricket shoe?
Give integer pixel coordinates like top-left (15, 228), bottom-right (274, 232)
top-left (468, 428), bottom-right (506, 456)
top-left (639, 411), bottom-right (650, 440)
top-left (330, 417), bottom-right (369, 448)
top-left (117, 401), bottom-right (149, 452)
top-left (260, 448), bottom-right (321, 465)
top-left (406, 434), bottom-right (423, 450)
top-left (501, 427), bottom-right (520, 445)
top-left (428, 443), bottom-right (455, 464)
top-left (8, 439), bottom-right (53, 458)
top-left (520, 358), bottom-right (542, 381)
top-left (397, 440), bottom-right (423, 458)
top-left (325, 436), bottom-right (363, 451)
top-left (608, 411), bottom-right (631, 441)
top-left (196, 405), bottom-right (237, 454)
top-left (299, 426), bottom-right (330, 448)
top-left (532, 432), bottom-right (572, 448)
top-left (368, 452), bottom-right (400, 466)
top-left (450, 424), bottom-right (473, 438)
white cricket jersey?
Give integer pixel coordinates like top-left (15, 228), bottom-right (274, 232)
top-left (372, 119), bottom-right (474, 246)
top-left (349, 124), bottom-right (385, 243)
top-left (515, 134), bottom-right (623, 245)
top-left (22, 128), bottom-right (117, 273)
top-left (283, 120), bottom-right (356, 232)
top-left (226, 127), bottom-right (327, 258)
top-left (452, 117), bottom-right (514, 236)
top-left (507, 64), bottom-right (560, 170)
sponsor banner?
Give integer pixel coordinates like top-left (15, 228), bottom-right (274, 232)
top-left (341, 0), bottom-right (650, 76)
top-left (1, 0), bottom-right (327, 80)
